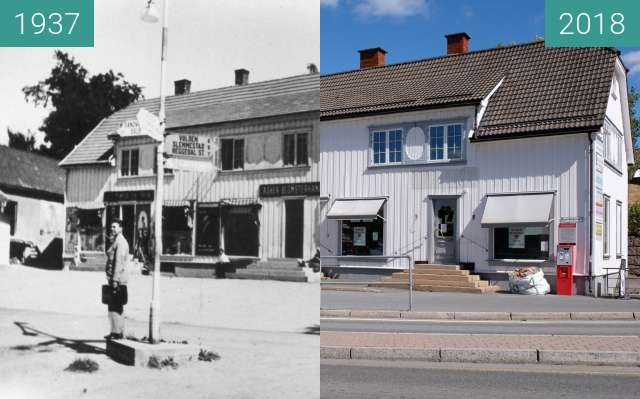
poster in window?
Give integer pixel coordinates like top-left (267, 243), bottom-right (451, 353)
top-left (353, 226), bottom-right (366, 246)
top-left (595, 222), bottom-right (603, 241)
top-left (372, 231), bottom-right (378, 241)
top-left (508, 227), bottom-right (525, 248)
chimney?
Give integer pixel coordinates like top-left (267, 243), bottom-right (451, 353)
top-left (358, 48), bottom-right (386, 69)
top-left (174, 79), bottom-right (191, 95)
top-left (445, 32), bottom-right (470, 55)
top-left (307, 63), bottom-right (319, 74)
top-left (235, 69), bottom-right (249, 86)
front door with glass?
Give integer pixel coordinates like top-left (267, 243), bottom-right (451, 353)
top-left (433, 198), bottom-right (457, 264)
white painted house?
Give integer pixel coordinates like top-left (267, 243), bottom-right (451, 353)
top-left (319, 34), bottom-right (633, 295)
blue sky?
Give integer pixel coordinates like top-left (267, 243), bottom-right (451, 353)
top-left (321, 0), bottom-right (640, 115)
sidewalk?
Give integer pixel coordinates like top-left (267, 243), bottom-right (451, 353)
top-left (1, 308), bottom-right (318, 399)
top-left (322, 288), bottom-right (640, 313)
top-left (321, 331), bottom-right (640, 366)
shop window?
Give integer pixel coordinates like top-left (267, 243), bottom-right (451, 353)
top-left (603, 195), bottom-right (610, 258)
top-left (162, 206), bottom-right (193, 255)
top-left (340, 208), bottom-right (384, 256)
top-left (196, 204), bottom-right (221, 255)
top-left (223, 205), bottom-right (260, 257)
top-left (120, 148), bottom-right (140, 176)
top-left (221, 138), bottom-right (245, 170)
top-left (493, 226), bottom-right (550, 260)
top-left (283, 132), bottom-right (309, 166)
top-left (77, 209), bottom-right (104, 252)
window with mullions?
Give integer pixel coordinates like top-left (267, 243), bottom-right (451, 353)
top-left (120, 148), bottom-right (139, 176)
top-left (283, 132), bottom-right (309, 166)
top-left (372, 129), bottom-right (402, 165)
top-left (221, 138), bottom-right (245, 170)
top-left (447, 125), bottom-right (462, 160)
top-left (430, 124), bottom-right (462, 161)
top-left (430, 126), bottom-right (444, 160)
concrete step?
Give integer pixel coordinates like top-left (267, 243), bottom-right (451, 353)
top-left (372, 282), bottom-right (498, 294)
top-left (384, 276), bottom-right (488, 288)
top-left (389, 273), bottom-right (478, 282)
top-left (228, 271), bottom-right (307, 282)
top-left (398, 268), bottom-right (470, 276)
top-left (414, 264), bottom-right (460, 270)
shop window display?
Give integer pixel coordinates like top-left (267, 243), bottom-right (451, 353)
top-left (493, 226), bottom-right (549, 260)
top-left (223, 205), bottom-right (260, 256)
top-left (341, 208), bottom-right (384, 256)
top-left (162, 206), bottom-right (193, 255)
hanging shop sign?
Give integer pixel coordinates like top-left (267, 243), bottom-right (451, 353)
top-left (104, 190), bottom-right (154, 203)
top-left (111, 109), bottom-right (162, 141)
top-left (166, 134), bottom-right (213, 158)
top-left (259, 182), bottom-right (320, 198)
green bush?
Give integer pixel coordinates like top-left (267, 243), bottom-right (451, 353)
top-left (629, 202), bottom-right (640, 236)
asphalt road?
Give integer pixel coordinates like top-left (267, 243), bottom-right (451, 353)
top-left (321, 360), bottom-right (640, 399)
top-left (321, 318), bottom-right (640, 336)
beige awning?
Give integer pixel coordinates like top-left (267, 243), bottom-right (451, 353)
top-left (481, 193), bottom-right (553, 227)
top-left (326, 198), bottom-right (385, 220)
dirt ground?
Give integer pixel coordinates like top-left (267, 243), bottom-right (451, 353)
top-left (0, 265), bottom-right (319, 398)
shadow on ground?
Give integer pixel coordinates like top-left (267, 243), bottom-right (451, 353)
top-left (13, 321), bottom-right (106, 355)
top-left (304, 325), bottom-right (319, 335)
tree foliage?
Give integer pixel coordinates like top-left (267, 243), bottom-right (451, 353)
top-left (628, 85), bottom-right (640, 180)
top-left (23, 51), bottom-right (142, 160)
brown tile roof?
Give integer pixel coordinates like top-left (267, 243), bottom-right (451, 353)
top-left (320, 41), bottom-right (618, 140)
top-left (60, 74), bottom-right (319, 166)
top-left (0, 146), bottom-right (65, 197)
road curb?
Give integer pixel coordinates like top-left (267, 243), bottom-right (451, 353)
top-left (320, 309), bottom-right (640, 321)
top-left (320, 346), bottom-right (640, 366)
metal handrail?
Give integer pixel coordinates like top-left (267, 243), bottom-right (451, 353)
top-left (320, 255), bottom-right (414, 310)
top-left (603, 263), bottom-right (626, 298)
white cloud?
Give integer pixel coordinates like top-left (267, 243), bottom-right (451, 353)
top-left (462, 4), bottom-right (474, 18)
top-left (321, 0), bottom-right (339, 6)
top-left (623, 50), bottom-right (640, 75)
top-left (354, 0), bottom-right (428, 18)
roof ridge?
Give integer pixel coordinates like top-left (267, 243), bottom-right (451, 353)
top-left (321, 40), bottom-right (617, 79)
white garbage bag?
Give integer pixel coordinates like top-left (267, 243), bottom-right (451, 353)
top-left (508, 267), bottom-right (550, 295)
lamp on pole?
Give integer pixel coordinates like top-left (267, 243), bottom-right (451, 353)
top-left (141, 0), bottom-right (168, 344)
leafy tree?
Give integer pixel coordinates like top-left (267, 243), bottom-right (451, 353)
top-left (23, 51), bottom-right (142, 160)
top-left (7, 129), bottom-right (36, 151)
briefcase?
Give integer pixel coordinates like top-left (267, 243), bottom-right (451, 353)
top-left (101, 284), bottom-right (128, 305)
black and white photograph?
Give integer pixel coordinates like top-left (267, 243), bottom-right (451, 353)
top-left (0, 1), bottom-right (319, 398)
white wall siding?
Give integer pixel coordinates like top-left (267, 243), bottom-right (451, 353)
top-left (320, 107), bottom-right (591, 274)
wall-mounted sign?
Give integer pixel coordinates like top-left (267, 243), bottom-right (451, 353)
top-left (166, 134), bottom-right (213, 158)
top-left (112, 109), bottom-right (162, 141)
top-left (104, 190), bottom-right (154, 203)
top-left (259, 182), bottom-right (320, 198)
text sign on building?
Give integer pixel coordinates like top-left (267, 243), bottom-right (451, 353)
top-left (104, 190), bottom-right (154, 203)
top-left (166, 134), bottom-right (213, 158)
top-left (259, 182), bottom-right (320, 198)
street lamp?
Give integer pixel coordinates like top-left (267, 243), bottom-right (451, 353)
top-left (142, 0), bottom-right (169, 344)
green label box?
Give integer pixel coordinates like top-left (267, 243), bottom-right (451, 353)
top-left (545, 0), bottom-right (640, 47)
top-left (0, 0), bottom-right (93, 47)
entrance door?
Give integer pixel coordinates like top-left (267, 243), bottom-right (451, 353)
top-left (433, 198), bottom-right (457, 264)
top-left (285, 199), bottom-right (304, 258)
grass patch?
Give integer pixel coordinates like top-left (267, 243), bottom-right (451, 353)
top-left (65, 358), bottom-right (99, 373)
top-left (147, 356), bottom-right (179, 369)
top-left (198, 349), bottom-right (221, 362)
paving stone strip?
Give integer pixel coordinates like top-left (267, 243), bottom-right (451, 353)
top-left (320, 309), bottom-right (640, 321)
top-left (321, 332), bottom-right (640, 366)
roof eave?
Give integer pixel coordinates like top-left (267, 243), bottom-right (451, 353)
top-left (470, 125), bottom-right (602, 143)
top-left (320, 100), bottom-right (481, 121)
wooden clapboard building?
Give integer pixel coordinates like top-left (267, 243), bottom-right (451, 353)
top-left (60, 69), bottom-right (319, 281)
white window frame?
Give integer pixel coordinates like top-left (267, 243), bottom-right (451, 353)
top-left (616, 201), bottom-right (622, 258)
top-left (490, 225), bottom-right (552, 262)
top-left (603, 195), bottom-right (610, 258)
top-left (370, 128), bottom-right (403, 165)
top-left (119, 148), bottom-right (140, 177)
top-left (603, 120), bottom-right (623, 171)
top-left (428, 123), bottom-right (464, 163)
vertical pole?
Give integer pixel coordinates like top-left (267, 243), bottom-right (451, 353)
top-left (149, 0), bottom-right (169, 344)
top-left (408, 255), bottom-right (413, 311)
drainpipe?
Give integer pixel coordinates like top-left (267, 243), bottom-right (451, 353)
top-left (588, 132), bottom-right (596, 296)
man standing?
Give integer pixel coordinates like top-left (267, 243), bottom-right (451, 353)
top-left (105, 219), bottom-right (129, 339)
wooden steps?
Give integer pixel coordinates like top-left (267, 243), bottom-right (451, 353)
top-left (370, 264), bottom-right (499, 294)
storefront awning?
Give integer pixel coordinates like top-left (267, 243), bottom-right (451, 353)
top-left (326, 198), bottom-right (386, 220)
top-left (220, 198), bottom-right (260, 207)
top-left (481, 193), bottom-right (553, 227)
top-left (68, 201), bottom-right (104, 210)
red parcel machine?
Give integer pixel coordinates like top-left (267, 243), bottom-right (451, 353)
top-left (556, 222), bottom-right (576, 295)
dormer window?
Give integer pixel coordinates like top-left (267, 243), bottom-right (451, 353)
top-left (120, 148), bottom-right (139, 176)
